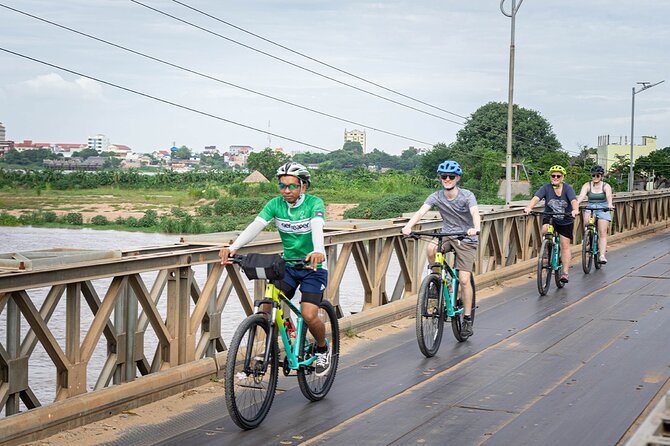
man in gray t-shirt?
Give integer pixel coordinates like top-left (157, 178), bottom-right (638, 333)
top-left (402, 160), bottom-right (480, 339)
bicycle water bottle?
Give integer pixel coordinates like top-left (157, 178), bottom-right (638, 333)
top-left (285, 317), bottom-right (296, 341)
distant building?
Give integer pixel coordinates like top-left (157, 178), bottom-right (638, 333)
top-left (597, 135), bottom-right (657, 172)
top-left (229, 145), bottom-right (253, 155)
top-left (87, 134), bottom-right (109, 153)
top-left (0, 122), bottom-right (14, 156)
top-left (202, 145), bottom-right (219, 155)
top-left (344, 128), bottom-right (366, 152)
top-left (14, 140), bottom-right (50, 152)
top-left (107, 143), bottom-right (132, 157)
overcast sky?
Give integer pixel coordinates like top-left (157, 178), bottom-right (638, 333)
top-left (1, 0), bottom-right (668, 156)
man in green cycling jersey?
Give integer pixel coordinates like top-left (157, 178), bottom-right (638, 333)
top-left (219, 162), bottom-right (331, 376)
top-left (402, 160), bottom-right (480, 339)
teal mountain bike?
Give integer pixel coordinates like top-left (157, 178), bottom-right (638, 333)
top-left (224, 254), bottom-right (339, 430)
top-left (530, 211), bottom-right (570, 296)
top-left (582, 206), bottom-right (614, 274)
top-left (408, 231), bottom-right (477, 357)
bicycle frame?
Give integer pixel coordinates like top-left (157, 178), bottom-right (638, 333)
top-left (434, 250), bottom-right (462, 319)
top-left (244, 283), bottom-right (317, 374)
top-left (585, 211), bottom-right (600, 256)
top-left (545, 223), bottom-right (562, 271)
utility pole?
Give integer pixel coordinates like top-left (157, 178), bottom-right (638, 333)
top-left (500, 0), bottom-right (524, 206)
top-left (629, 80), bottom-right (664, 192)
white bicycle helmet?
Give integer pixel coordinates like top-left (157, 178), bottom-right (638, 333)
top-left (276, 162), bottom-right (311, 186)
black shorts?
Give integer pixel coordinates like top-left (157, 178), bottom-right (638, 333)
top-left (545, 222), bottom-right (574, 241)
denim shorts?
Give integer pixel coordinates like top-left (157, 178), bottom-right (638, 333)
top-left (586, 202), bottom-right (612, 222)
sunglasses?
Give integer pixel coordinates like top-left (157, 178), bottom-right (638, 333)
top-left (440, 174), bottom-right (457, 180)
top-left (591, 173), bottom-right (602, 178)
top-left (550, 174), bottom-right (563, 179)
top-left (278, 183), bottom-right (300, 190)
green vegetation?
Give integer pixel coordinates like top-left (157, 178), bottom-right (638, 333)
top-left (2, 101), bottom-right (668, 235)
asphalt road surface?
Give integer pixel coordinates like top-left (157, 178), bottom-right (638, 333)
top-left (104, 230), bottom-right (670, 446)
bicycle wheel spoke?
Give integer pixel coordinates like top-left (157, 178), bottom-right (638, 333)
top-left (225, 315), bottom-right (278, 430)
top-left (416, 274), bottom-right (444, 357)
top-left (297, 300), bottom-right (339, 401)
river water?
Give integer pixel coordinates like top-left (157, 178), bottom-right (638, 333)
top-left (0, 226), bottom-right (398, 410)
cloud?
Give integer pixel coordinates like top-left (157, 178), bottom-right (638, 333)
top-left (8, 73), bottom-right (104, 101)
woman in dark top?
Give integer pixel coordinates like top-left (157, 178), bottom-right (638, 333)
top-left (524, 165), bottom-right (579, 283)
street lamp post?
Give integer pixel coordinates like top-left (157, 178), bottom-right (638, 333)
top-left (501, 0), bottom-right (524, 206)
top-left (629, 80), bottom-right (664, 192)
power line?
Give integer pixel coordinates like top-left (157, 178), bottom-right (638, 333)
top-left (0, 3), bottom-right (436, 148)
top-left (129, 0), bottom-right (465, 127)
top-left (0, 46), bottom-right (337, 153)
top-left (170, 0), bottom-right (469, 121)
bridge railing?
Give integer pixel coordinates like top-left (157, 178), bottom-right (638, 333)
top-left (0, 189), bottom-right (668, 444)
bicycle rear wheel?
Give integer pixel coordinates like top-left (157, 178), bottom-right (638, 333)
top-left (415, 273), bottom-right (444, 357)
top-left (297, 300), bottom-right (340, 401)
top-left (582, 230), bottom-right (593, 274)
top-left (225, 314), bottom-right (278, 430)
top-left (537, 238), bottom-right (553, 295)
top-left (451, 274), bottom-right (476, 342)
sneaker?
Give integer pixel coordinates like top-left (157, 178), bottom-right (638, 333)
top-left (560, 273), bottom-right (569, 283)
top-left (314, 344), bottom-right (332, 377)
top-left (599, 255), bottom-right (607, 264)
top-left (460, 319), bottom-right (473, 338)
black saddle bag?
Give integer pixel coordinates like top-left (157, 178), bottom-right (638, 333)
top-left (240, 253), bottom-right (286, 281)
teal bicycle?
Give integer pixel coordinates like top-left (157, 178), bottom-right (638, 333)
top-left (530, 211), bottom-right (570, 295)
top-left (581, 206), bottom-right (614, 274)
top-left (408, 231), bottom-right (477, 357)
top-left (224, 254), bottom-right (339, 430)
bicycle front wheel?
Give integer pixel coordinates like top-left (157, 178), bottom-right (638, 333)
top-left (225, 314), bottom-right (278, 430)
top-left (297, 300), bottom-right (340, 401)
top-left (537, 238), bottom-right (553, 295)
top-left (451, 274), bottom-right (476, 342)
top-left (582, 230), bottom-right (593, 274)
top-left (415, 273), bottom-right (444, 357)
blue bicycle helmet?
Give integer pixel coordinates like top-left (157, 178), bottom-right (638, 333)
top-left (437, 160), bottom-right (462, 176)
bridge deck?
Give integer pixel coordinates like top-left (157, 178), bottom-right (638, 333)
top-left (102, 231), bottom-right (670, 446)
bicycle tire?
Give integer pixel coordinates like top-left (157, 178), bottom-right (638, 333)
top-left (415, 273), bottom-right (444, 357)
top-left (297, 300), bottom-right (340, 401)
top-left (537, 238), bottom-right (553, 295)
top-left (451, 274), bottom-right (476, 342)
top-left (225, 314), bottom-right (278, 430)
top-left (582, 229), bottom-right (593, 274)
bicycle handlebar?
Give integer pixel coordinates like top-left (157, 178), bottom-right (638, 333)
top-left (228, 254), bottom-right (309, 268)
top-left (527, 210), bottom-right (572, 217)
top-left (583, 206), bottom-right (615, 212)
top-left (405, 230), bottom-right (478, 240)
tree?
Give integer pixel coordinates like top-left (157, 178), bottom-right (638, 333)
top-left (635, 146), bottom-right (670, 179)
top-left (246, 148), bottom-right (291, 180)
top-left (342, 141), bottom-right (363, 154)
top-left (173, 145), bottom-right (192, 160)
top-left (72, 148), bottom-right (100, 159)
top-left (454, 102), bottom-right (562, 162)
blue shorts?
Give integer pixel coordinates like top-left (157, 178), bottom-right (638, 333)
top-left (275, 267), bottom-right (328, 305)
top-left (585, 202), bottom-right (612, 222)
